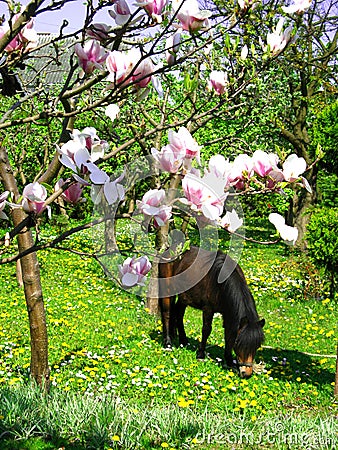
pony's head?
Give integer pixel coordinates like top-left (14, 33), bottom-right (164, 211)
top-left (234, 318), bottom-right (265, 378)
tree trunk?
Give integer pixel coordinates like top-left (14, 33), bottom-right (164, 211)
top-left (0, 147), bottom-right (50, 390)
top-left (335, 342), bottom-right (338, 398)
top-left (146, 174), bottom-right (181, 314)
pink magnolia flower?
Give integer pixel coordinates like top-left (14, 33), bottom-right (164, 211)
top-left (130, 51), bottom-right (154, 88)
top-left (22, 182), bottom-right (47, 215)
top-left (263, 18), bottom-right (293, 56)
top-left (227, 154), bottom-right (253, 189)
top-left (0, 191), bottom-right (9, 220)
top-left (269, 213), bottom-right (298, 245)
top-left (151, 144), bottom-right (185, 173)
top-left (105, 104), bottom-right (120, 122)
top-left (169, 127), bottom-right (201, 163)
top-left (166, 30), bottom-right (181, 65)
top-left (106, 50), bottom-right (132, 85)
top-left (220, 209), bottom-right (243, 233)
top-left (119, 255), bottom-right (151, 287)
top-left (109, 0), bottom-right (132, 25)
top-left (89, 170), bottom-right (125, 205)
top-left (54, 179), bottom-right (84, 204)
top-left (208, 71), bottom-right (227, 95)
top-left (74, 40), bottom-right (108, 75)
top-left (252, 150), bottom-right (278, 178)
top-left (86, 23), bottom-right (110, 41)
top-left (0, 10), bottom-right (37, 53)
top-left (238, 0), bottom-right (258, 11)
top-left (73, 127), bottom-right (109, 162)
top-left (58, 127), bottom-right (108, 176)
top-left (136, 189), bottom-right (172, 227)
top-left (282, 154), bottom-right (307, 182)
top-left (282, 0), bottom-right (312, 14)
top-left (172, 0), bottom-right (211, 33)
top-left (182, 173), bottom-right (225, 221)
top-left (204, 154), bottom-right (232, 191)
top-left (135, 0), bottom-right (167, 21)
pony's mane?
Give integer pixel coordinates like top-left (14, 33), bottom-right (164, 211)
top-left (211, 250), bottom-right (260, 324)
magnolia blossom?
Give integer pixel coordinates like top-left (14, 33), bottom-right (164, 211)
top-left (227, 154), bottom-right (253, 189)
top-left (0, 10), bottom-right (37, 53)
top-left (172, 0), bottom-right (211, 33)
top-left (169, 127), bottom-right (201, 163)
top-left (165, 30), bottom-right (181, 66)
top-left (54, 179), bottom-right (84, 204)
top-left (22, 182), bottom-right (47, 215)
top-left (105, 104), bottom-right (120, 122)
top-left (58, 127), bottom-right (108, 175)
top-left (208, 71), bottom-right (227, 95)
top-left (220, 209), bottom-right (243, 233)
top-left (130, 50), bottom-right (154, 88)
top-left (86, 23), bottom-right (110, 41)
top-left (238, 0), bottom-right (258, 11)
top-left (240, 44), bottom-right (249, 60)
top-left (269, 213), bottom-right (298, 245)
top-left (58, 127), bottom-right (125, 206)
top-left (90, 170), bottom-right (125, 205)
top-left (74, 40), bottom-right (108, 75)
top-left (263, 18), bottom-right (293, 56)
top-left (282, 0), bottom-right (312, 14)
top-left (203, 154), bottom-right (232, 192)
top-left (109, 0), bottom-right (132, 25)
top-left (136, 189), bottom-right (172, 227)
top-left (282, 154), bottom-right (307, 182)
top-left (181, 172), bottom-right (225, 221)
top-left (119, 255), bottom-right (151, 287)
top-left (151, 144), bottom-right (185, 173)
top-left (135, 0), bottom-right (167, 22)
top-left (252, 150), bottom-right (279, 178)
top-left (0, 191), bottom-right (9, 220)
top-left (106, 49), bottom-right (154, 88)
top-left (106, 50), bottom-right (132, 85)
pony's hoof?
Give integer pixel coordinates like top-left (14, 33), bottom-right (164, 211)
top-left (163, 340), bottom-right (172, 350)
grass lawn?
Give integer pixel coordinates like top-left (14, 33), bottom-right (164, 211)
top-left (0, 224), bottom-right (337, 449)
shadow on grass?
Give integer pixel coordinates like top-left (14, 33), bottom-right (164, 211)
top-left (0, 435), bottom-right (87, 450)
top-left (153, 330), bottom-right (334, 388)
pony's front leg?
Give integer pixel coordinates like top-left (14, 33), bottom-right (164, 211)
top-left (197, 310), bottom-right (213, 359)
top-left (160, 296), bottom-right (175, 348)
top-left (224, 328), bottom-right (237, 368)
top-left (175, 297), bottom-right (188, 347)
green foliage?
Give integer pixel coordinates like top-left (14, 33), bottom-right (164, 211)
top-left (306, 207), bottom-right (338, 271)
top-left (312, 101), bottom-right (338, 173)
top-left (240, 188), bottom-right (293, 220)
top-left (306, 207), bottom-right (338, 297)
top-left (317, 171), bottom-right (338, 208)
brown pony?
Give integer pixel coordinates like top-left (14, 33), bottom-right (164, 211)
top-left (159, 246), bottom-right (265, 378)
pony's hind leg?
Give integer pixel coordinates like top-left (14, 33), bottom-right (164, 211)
top-left (175, 297), bottom-right (188, 347)
top-left (197, 310), bottom-right (214, 359)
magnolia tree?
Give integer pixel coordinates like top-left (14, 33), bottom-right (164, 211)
top-left (0, 0), bottom-right (320, 390)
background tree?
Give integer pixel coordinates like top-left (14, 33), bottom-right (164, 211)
top-left (0, 0), bottom-right (333, 390)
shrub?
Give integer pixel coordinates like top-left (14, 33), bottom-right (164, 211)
top-left (305, 207), bottom-right (338, 298)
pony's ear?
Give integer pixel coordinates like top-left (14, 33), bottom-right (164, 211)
top-left (259, 318), bottom-right (265, 328)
